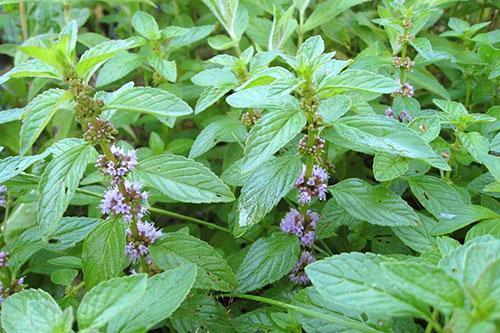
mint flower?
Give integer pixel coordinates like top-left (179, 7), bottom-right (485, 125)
top-left (0, 252), bottom-right (8, 268)
top-left (289, 251), bottom-right (315, 285)
top-left (295, 165), bottom-right (328, 205)
top-left (126, 220), bottom-right (163, 264)
top-left (96, 144), bottom-right (137, 184)
top-left (0, 185), bottom-right (6, 207)
top-left (101, 181), bottom-right (148, 222)
top-left (395, 82), bottom-right (415, 97)
top-left (280, 209), bottom-right (318, 248)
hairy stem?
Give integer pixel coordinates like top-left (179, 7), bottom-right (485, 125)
top-left (19, 1), bottom-right (28, 40)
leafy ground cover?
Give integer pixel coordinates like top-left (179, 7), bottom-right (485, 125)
top-left (0, 0), bottom-right (499, 332)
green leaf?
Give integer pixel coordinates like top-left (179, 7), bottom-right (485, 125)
top-left (195, 85), bottom-right (235, 114)
top-left (149, 232), bottom-right (236, 291)
top-left (0, 59), bottom-right (63, 85)
top-left (38, 142), bottom-right (97, 237)
top-left (147, 54), bottom-right (177, 82)
top-left (20, 88), bottom-right (70, 155)
top-left (226, 86), bottom-right (299, 109)
top-left (237, 156), bottom-right (302, 233)
top-left (0, 108), bottom-right (23, 124)
top-left (473, 259), bottom-right (500, 319)
top-left (317, 95), bottom-right (351, 124)
top-left (191, 68), bottom-right (237, 87)
top-left (0, 152), bottom-right (49, 183)
top-left (236, 233), bottom-right (300, 293)
top-left (81, 218), bottom-right (127, 289)
top-left (382, 261), bottom-right (464, 313)
top-left (131, 153), bottom-right (234, 203)
top-left (408, 115), bottom-right (441, 143)
top-left (304, 0), bottom-right (370, 31)
top-left (439, 236), bottom-right (500, 289)
top-left (392, 214), bottom-right (438, 253)
top-left (96, 52), bottom-right (143, 87)
top-left (189, 117), bottom-right (245, 159)
top-left (460, 132), bottom-right (490, 163)
top-left (242, 109), bottom-right (306, 172)
top-left (200, 0), bottom-right (239, 39)
top-left (329, 178), bottom-right (419, 227)
top-left (107, 264), bottom-right (197, 333)
top-left (170, 25), bottom-right (215, 48)
top-left (76, 38), bottom-right (141, 82)
top-left (77, 274), bottom-right (147, 330)
top-left (431, 205), bottom-right (499, 235)
top-left (131, 11), bottom-right (161, 40)
top-left (372, 152), bottom-right (409, 182)
top-left (268, 6), bottom-right (297, 51)
top-left (51, 268), bottom-right (78, 286)
top-left (1, 289), bottom-right (72, 333)
top-left (321, 69), bottom-right (400, 94)
top-left (170, 293), bottom-right (234, 333)
top-left (323, 115), bottom-right (450, 170)
top-left (103, 86), bottom-right (192, 119)
top-left (409, 68), bottom-right (450, 100)
top-left (306, 253), bottom-right (428, 317)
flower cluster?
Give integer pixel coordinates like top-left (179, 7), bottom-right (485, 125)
top-left (0, 277), bottom-right (25, 305)
top-left (298, 135), bottom-right (325, 158)
top-left (393, 56), bottom-right (414, 71)
top-left (295, 165), bottom-right (329, 205)
top-left (84, 117), bottom-right (118, 144)
top-left (280, 209), bottom-right (318, 248)
top-left (241, 109), bottom-right (262, 127)
top-left (385, 108), bottom-right (413, 123)
top-left (289, 251), bottom-right (316, 285)
top-left (125, 220), bottom-right (163, 264)
top-left (96, 144), bottom-right (138, 184)
top-left (394, 82), bottom-right (415, 98)
top-left (100, 181), bottom-right (148, 223)
top-left (0, 185), bottom-right (6, 207)
top-left (0, 252), bottom-right (8, 268)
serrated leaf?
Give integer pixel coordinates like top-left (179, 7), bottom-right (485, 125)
top-left (76, 38), bottom-right (141, 82)
top-left (82, 218), bottom-right (127, 289)
top-left (237, 233), bottom-right (300, 292)
top-left (322, 115), bottom-right (450, 170)
top-left (149, 233), bottom-right (236, 291)
top-left (20, 88), bottom-right (69, 155)
top-left (38, 143), bottom-right (97, 237)
top-left (1, 289), bottom-right (71, 333)
top-left (131, 11), bottom-right (160, 40)
top-left (103, 86), bottom-right (192, 119)
top-left (131, 154), bottom-right (234, 203)
top-left (0, 59), bottom-right (63, 85)
top-left (195, 85), bottom-right (235, 114)
top-left (306, 253), bottom-right (428, 318)
top-left (242, 109), bottom-right (306, 172)
top-left (0, 108), bottom-right (23, 124)
top-left (321, 69), bottom-right (400, 94)
top-left (107, 264), bottom-right (197, 333)
top-left (96, 52), bottom-right (143, 87)
top-left (77, 274), bottom-right (147, 329)
top-left (237, 156), bottom-right (302, 233)
top-left (304, 0), bottom-right (369, 31)
top-left (372, 152), bottom-right (409, 182)
top-left (382, 261), bottom-right (464, 313)
top-left (0, 152), bottom-right (49, 183)
top-left (329, 178), bottom-right (419, 226)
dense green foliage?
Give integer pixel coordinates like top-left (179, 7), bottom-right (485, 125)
top-left (0, 0), bottom-right (499, 332)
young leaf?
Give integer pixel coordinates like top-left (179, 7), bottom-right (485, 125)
top-left (96, 52), bottom-right (143, 87)
top-left (131, 11), bottom-right (161, 40)
top-left (149, 232), bottom-right (236, 291)
top-left (200, 0), bottom-right (239, 40)
top-left (131, 154), bottom-right (234, 203)
top-left (242, 109), bottom-right (306, 172)
top-left (77, 274), bottom-right (147, 330)
top-left (38, 142), bottom-right (97, 237)
top-left (237, 233), bottom-right (300, 292)
top-left (81, 218), bottom-right (127, 289)
top-left (329, 178), bottom-right (419, 227)
top-left (20, 88), bottom-right (70, 155)
top-left (107, 264), bottom-right (197, 333)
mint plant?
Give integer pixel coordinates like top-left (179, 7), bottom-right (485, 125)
top-left (0, 0), bottom-right (498, 332)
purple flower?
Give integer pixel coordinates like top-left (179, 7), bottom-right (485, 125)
top-left (101, 181), bottom-right (148, 222)
top-left (395, 82), bottom-right (415, 98)
top-left (125, 220), bottom-right (163, 264)
top-left (0, 185), bottom-right (6, 207)
top-left (96, 144), bottom-right (137, 184)
top-left (295, 165), bottom-right (329, 205)
top-left (280, 209), bottom-right (318, 248)
top-left (0, 252), bottom-right (8, 268)
top-left (289, 251), bottom-right (316, 285)
top-left (398, 110), bottom-right (413, 122)
top-left (384, 107), bottom-right (394, 118)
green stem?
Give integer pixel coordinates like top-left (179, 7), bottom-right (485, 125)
top-left (19, 0), bottom-right (28, 40)
top-left (227, 293), bottom-right (384, 333)
top-left (298, 11), bottom-right (305, 46)
top-left (149, 207), bottom-right (231, 234)
top-left (465, 77), bottom-right (471, 109)
top-left (424, 308), bottom-right (442, 333)
top-left (63, 0), bottom-right (71, 23)
top-left (478, 0), bottom-right (486, 23)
